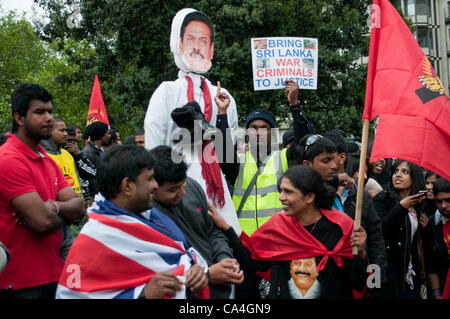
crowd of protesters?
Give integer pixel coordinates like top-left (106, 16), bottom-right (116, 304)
top-left (0, 80), bottom-right (448, 300)
top-left (0, 8), bottom-right (448, 300)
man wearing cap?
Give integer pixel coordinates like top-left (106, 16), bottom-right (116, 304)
top-left (231, 109), bottom-right (286, 236)
top-left (282, 130), bottom-right (295, 149)
top-left (81, 121), bottom-right (110, 169)
top-left (144, 8), bottom-right (241, 233)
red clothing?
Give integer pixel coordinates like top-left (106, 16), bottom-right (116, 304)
top-left (241, 209), bottom-right (354, 271)
top-left (0, 134), bottom-right (69, 289)
top-left (186, 75), bottom-right (225, 208)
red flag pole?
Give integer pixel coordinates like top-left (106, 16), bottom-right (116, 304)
top-left (353, 119), bottom-right (370, 256)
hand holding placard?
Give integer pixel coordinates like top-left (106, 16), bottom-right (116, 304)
top-left (284, 80), bottom-right (299, 106)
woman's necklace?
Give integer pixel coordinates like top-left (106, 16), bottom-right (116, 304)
top-left (308, 215), bottom-right (322, 234)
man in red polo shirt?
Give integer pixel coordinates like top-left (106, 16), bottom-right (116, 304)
top-left (0, 83), bottom-right (86, 299)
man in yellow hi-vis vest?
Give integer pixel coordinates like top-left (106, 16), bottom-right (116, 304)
top-left (232, 110), bottom-right (288, 235)
top-left (218, 80), bottom-right (315, 236)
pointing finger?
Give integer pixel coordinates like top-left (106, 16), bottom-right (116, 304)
top-left (216, 81), bottom-right (221, 95)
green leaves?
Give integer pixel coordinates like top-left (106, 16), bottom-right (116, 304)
top-left (0, 9), bottom-right (96, 132)
top-left (0, 11), bottom-right (46, 131)
top-left (24, 37), bottom-right (96, 129)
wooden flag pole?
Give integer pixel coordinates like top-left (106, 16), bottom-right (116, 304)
top-left (353, 119), bottom-right (370, 255)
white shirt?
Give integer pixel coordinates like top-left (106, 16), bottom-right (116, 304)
top-left (287, 278), bottom-right (321, 299)
top-left (144, 70), bottom-right (238, 149)
top-left (405, 209), bottom-right (418, 289)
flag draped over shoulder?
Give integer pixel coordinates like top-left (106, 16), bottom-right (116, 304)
top-left (86, 75), bottom-right (109, 127)
top-left (363, 0), bottom-right (450, 181)
top-left (240, 209), bottom-right (354, 272)
top-left (56, 194), bottom-right (209, 299)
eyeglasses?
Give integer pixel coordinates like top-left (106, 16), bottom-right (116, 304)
top-left (304, 134), bottom-right (323, 154)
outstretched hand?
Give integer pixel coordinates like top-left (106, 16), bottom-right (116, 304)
top-left (215, 81), bottom-right (231, 115)
top-left (207, 201), bottom-right (230, 231)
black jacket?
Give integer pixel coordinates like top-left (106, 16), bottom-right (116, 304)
top-left (81, 140), bottom-right (103, 169)
top-left (343, 187), bottom-right (388, 286)
top-left (373, 190), bottom-right (423, 298)
top-left (423, 213), bottom-right (449, 290)
top-left (71, 151), bottom-right (97, 198)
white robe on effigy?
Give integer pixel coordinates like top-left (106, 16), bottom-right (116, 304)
top-left (144, 72), bottom-right (241, 235)
top-left (144, 8), bottom-right (241, 234)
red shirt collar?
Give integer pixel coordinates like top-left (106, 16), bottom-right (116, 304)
top-left (5, 133), bottom-right (48, 160)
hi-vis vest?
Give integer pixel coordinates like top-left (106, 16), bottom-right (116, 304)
top-left (232, 148), bottom-right (288, 235)
top-left (47, 149), bottom-right (82, 197)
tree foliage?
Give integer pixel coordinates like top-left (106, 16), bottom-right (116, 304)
top-left (31, 0), bottom-right (372, 138)
top-left (0, 7), bottom-right (100, 134)
top-left (0, 10), bottom-right (47, 132)
top-left (24, 38), bottom-right (96, 128)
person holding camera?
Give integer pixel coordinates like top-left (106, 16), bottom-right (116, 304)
top-left (373, 160), bottom-right (427, 299)
top-left (64, 127), bottom-right (97, 204)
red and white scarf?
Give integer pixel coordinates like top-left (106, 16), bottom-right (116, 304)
top-left (186, 75), bottom-right (225, 208)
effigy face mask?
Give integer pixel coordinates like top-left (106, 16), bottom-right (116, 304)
top-left (170, 8), bottom-right (214, 74)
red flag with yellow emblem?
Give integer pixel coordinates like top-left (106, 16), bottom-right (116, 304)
top-left (86, 75), bottom-right (109, 126)
top-left (363, 0), bottom-right (450, 181)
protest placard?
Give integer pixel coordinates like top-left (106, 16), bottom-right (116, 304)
top-left (251, 37), bottom-right (318, 91)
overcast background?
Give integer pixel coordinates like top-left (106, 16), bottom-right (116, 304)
top-left (0, 0), bottom-right (47, 21)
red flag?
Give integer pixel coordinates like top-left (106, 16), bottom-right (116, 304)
top-left (363, 0), bottom-right (450, 181)
top-left (86, 75), bottom-right (109, 126)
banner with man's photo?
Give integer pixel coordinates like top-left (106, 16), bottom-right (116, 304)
top-left (251, 37), bottom-right (318, 91)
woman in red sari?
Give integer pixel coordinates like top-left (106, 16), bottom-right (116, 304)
top-left (209, 165), bottom-right (369, 299)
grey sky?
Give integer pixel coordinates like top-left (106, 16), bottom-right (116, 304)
top-left (0, 0), bottom-right (47, 21)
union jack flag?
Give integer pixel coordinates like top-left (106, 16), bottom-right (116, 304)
top-left (56, 194), bottom-right (209, 299)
